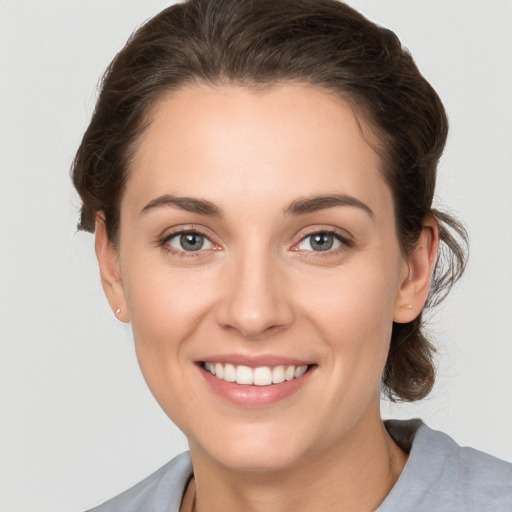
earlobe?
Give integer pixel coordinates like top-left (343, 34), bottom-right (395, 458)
top-left (95, 215), bottom-right (130, 322)
top-left (393, 217), bottom-right (439, 323)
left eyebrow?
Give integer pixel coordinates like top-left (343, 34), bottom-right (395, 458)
top-left (284, 194), bottom-right (375, 218)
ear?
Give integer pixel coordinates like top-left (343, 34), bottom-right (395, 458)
top-left (95, 214), bottom-right (130, 323)
top-left (393, 216), bottom-right (439, 323)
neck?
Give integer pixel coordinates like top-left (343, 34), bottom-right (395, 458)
top-left (186, 411), bottom-right (408, 512)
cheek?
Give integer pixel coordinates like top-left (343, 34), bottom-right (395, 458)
top-left (293, 264), bottom-right (398, 440)
top-left (302, 258), bottom-right (398, 334)
top-left (120, 260), bottom-right (218, 397)
top-left (125, 262), bottom-right (214, 342)
top-left (121, 268), bottom-right (219, 434)
top-left (297, 259), bottom-right (398, 380)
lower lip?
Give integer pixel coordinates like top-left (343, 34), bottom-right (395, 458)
top-left (198, 365), bottom-right (314, 407)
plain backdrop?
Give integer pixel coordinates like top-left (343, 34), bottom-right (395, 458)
top-left (1, 1), bottom-right (511, 511)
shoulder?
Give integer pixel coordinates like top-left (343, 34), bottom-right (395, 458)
top-left (85, 451), bottom-right (193, 512)
top-left (422, 424), bottom-right (512, 489)
top-left (380, 420), bottom-right (512, 512)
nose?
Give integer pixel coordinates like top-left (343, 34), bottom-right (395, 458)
top-left (215, 249), bottom-right (294, 340)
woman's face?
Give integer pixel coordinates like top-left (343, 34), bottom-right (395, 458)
top-left (99, 84), bottom-right (425, 471)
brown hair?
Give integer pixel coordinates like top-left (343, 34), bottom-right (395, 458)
top-left (72, 0), bottom-right (468, 401)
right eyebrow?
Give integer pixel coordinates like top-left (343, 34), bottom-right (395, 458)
top-left (140, 194), bottom-right (224, 217)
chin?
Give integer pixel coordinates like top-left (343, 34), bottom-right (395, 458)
top-left (189, 421), bottom-right (314, 473)
top-left (211, 445), bottom-right (305, 474)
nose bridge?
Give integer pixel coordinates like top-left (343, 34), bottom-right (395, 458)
top-left (216, 239), bottom-right (292, 338)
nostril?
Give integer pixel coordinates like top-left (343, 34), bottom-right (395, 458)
top-left (221, 321), bottom-right (289, 341)
top-left (213, 262), bottom-right (295, 338)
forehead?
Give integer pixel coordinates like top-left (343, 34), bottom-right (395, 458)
top-left (126, 83), bottom-right (390, 218)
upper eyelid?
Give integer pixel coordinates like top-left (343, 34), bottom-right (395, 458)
top-left (295, 226), bottom-right (353, 243)
top-left (163, 228), bottom-right (208, 239)
top-left (301, 231), bottom-right (345, 242)
top-left (301, 229), bottom-right (348, 239)
top-left (160, 229), bottom-right (218, 257)
top-left (289, 230), bottom-right (353, 258)
top-left (296, 232), bottom-right (348, 249)
top-left (159, 227), bottom-right (218, 252)
top-left (158, 225), bottom-right (353, 249)
top-left (160, 225), bottom-right (215, 242)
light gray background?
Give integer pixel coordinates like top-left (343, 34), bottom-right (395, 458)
top-left (1, 1), bottom-right (511, 511)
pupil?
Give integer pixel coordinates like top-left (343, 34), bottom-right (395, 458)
top-left (311, 233), bottom-right (333, 251)
top-left (180, 233), bottom-right (204, 251)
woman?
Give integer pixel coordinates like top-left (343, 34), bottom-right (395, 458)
top-left (72, 0), bottom-right (512, 510)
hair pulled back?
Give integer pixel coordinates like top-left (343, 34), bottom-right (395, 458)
top-left (72, 0), bottom-right (468, 401)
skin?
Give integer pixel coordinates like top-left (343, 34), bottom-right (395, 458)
top-left (96, 84), bottom-right (438, 512)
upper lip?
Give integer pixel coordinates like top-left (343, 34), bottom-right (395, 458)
top-left (196, 353), bottom-right (313, 368)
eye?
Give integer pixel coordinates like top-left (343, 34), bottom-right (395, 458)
top-left (297, 232), bottom-right (344, 252)
top-left (166, 231), bottom-right (215, 252)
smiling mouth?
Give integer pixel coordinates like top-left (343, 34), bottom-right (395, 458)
top-left (201, 362), bottom-right (311, 386)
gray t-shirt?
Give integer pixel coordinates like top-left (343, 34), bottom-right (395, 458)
top-left (86, 420), bottom-right (512, 511)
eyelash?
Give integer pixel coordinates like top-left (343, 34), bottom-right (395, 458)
top-left (292, 228), bottom-right (353, 258)
top-left (159, 229), bottom-right (218, 258)
top-left (158, 228), bottom-right (353, 258)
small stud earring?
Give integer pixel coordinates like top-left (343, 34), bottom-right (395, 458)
top-left (405, 304), bottom-right (413, 309)
top-left (115, 308), bottom-right (121, 316)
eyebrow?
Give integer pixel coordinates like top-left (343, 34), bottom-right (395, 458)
top-left (140, 195), bottom-right (223, 217)
top-left (140, 193), bottom-right (374, 219)
top-left (285, 194), bottom-right (374, 218)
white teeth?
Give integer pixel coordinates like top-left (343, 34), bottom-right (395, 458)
top-left (204, 362), bottom-right (215, 375)
top-left (285, 366), bottom-right (295, 381)
top-left (204, 362), bottom-right (310, 386)
top-left (224, 363), bottom-right (236, 382)
top-left (294, 365), bottom-right (307, 378)
top-left (254, 366), bottom-right (273, 386)
top-left (272, 365), bottom-right (285, 384)
top-left (236, 365), bottom-right (253, 385)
